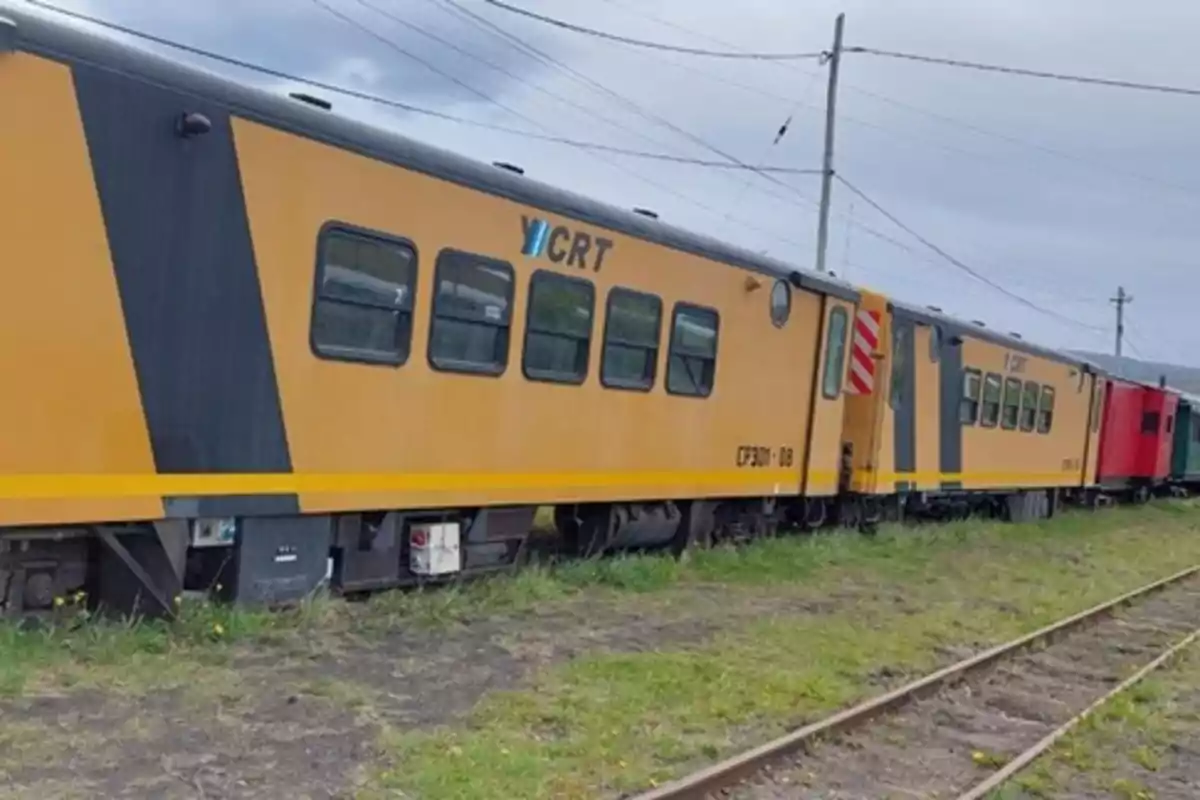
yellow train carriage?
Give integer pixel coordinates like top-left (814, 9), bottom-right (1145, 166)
top-left (842, 291), bottom-right (1097, 522)
top-left (0, 7), bottom-right (857, 611)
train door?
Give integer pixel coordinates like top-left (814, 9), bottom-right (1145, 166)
top-left (911, 324), bottom-right (942, 490)
top-left (890, 314), bottom-right (917, 490)
top-left (937, 324), bottom-right (964, 489)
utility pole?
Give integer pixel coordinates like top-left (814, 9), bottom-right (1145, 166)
top-left (814, 12), bottom-right (845, 274)
top-left (1110, 285), bottom-right (1133, 357)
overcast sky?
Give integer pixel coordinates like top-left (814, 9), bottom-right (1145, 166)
top-left (35, 0), bottom-right (1200, 365)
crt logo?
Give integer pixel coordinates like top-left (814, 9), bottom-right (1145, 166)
top-left (521, 215), bottom-right (614, 272)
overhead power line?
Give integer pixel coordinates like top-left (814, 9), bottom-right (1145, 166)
top-left (479, 0), bottom-right (826, 61)
top-left (847, 46), bottom-right (1200, 98)
top-left (349, 0), bottom-right (682, 158)
top-left (24, 0), bottom-right (819, 174)
top-left (443, 0), bottom-right (818, 208)
top-left (834, 174), bottom-right (1106, 333)
top-left (308, 0), bottom-right (539, 128)
top-left (592, 0), bottom-right (1200, 200)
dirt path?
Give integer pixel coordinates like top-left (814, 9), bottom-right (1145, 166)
top-left (0, 587), bottom-right (809, 800)
top-left (731, 579), bottom-right (1200, 800)
top-left (4, 506), bottom-right (1200, 799)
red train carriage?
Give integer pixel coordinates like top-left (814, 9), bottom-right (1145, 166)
top-left (1095, 376), bottom-right (1179, 499)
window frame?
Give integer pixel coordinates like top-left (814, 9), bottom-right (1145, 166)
top-left (665, 301), bottom-right (720, 399)
top-left (980, 372), bottom-right (1002, 428)
top-left (521, 269), bottom-right (596, 386)
top-left (309, 221), bottom-right (419, 367)
top-left (1091, 383), bottom-right (1104, 433)
top-left (822, 306), bottom-right (850, 400)
top-left (1141, 410), bottom-right (1161, 434)
top-left (600, 286), bottom-right (663, 392)
top-left (1001, 377), bottom-right (1022, 430)
top-left (1019, 380), bottom-right (1040, 432)
top-left (426, 247), bottom-right (516, 377)
top-left (960, 367), bottom-right (982, 425)
top-left (1037, 385), bottom-right (1056, 434)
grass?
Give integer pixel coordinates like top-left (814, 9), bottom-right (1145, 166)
top-left (3, 501), bottom-right (1200, 799)
top-left (355, 502), bottom-right (1200, 799)
top-left (992, 641), bottom-right (1200, 799)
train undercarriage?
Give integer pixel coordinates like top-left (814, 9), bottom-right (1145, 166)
top-left (0, 481), bottom-right (1172, 619)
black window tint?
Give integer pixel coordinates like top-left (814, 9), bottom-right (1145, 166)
top-left (1020, 381), bottom-right (1039, 432)
top-left (1142, 411), bottom-right (1161, 434)
top-left (428, 249), bottom-right (514, 374)
top-left (960, 369), bottom-right (982, 424)
top-left (823, 307), bottom-right (849, 399)
top-left (523, 271), bottom-right (594, 383)
top-left (602, 288), bottom-right (662, 390)
top-left (666, 304), bottom-right (719, 397)
top-left (311, 226), bottom-right (416, 364)
top-left (1037, 386), bottom-right (1055, 434)
top-left (981, 373), bottom-right (1002, 428)
top-left (1002, 377), bottom-right (1022, 430)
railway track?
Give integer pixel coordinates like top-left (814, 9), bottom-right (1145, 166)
top-left (629, 565), bottom-right (1200, 800)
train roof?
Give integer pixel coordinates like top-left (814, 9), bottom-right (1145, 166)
top-left (0, 5), bottom-right (858, 303)
top-left (889, 298), bottom-right (1097, 371)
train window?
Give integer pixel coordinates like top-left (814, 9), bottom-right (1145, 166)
top-left (1001, 377), bottom-right (1022, 430)
top-left (929, 325), bottom-right (942, 363)
top-left (960, 368), bottom-right (982, 424)
top-left (1142, 411), bottom-right (1161, 434)
top-left (823, 307), bottom-right (849, 399)
top-left (666, 303), bottom-right (719, 397)
top-left (1037, 386), bottom-right (1055, 434)
top-left (1091, 384), bottom-right (1103, 433)
top-left (310, 225), bottom-right (417, 365)
top-left (522, 271), bottom-right (595, 384)
top-left (770, 279), bottom-right (791, 328)
top-left (980, 373), bottom-right (1002, 428)
top-left (601, 288), bottom-right (662, 391)
top-left (1167, 414), bottom-right (1174, 434)
top-left (428, 249), bottom-right (514, 375)
top-left (1020, 381), bottom-right (1039, 432)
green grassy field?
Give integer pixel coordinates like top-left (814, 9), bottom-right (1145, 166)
top-left (3, 501), bottom-right (1200, 799)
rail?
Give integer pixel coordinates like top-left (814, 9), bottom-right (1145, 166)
top-left (629, 563), bottom-right (1200, 800)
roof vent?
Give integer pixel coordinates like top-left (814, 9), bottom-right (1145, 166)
top-left (289, 92), bottom-right (332, 111)
top-left (0, 16), bottom-right (15, 53)
top-left (493, 161), bottom-right (525, 175)
top-left (971, 319), bottom-right (986, 327)
top-left (927, 305), bottom-right (942, 313)
top-left (1009, 331), bottom-right (1023, 339)
top-left (633, 207), bottom-right (659, 219)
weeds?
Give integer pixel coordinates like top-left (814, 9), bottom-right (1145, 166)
top-left (2, 501), bottom-right (1200, 799)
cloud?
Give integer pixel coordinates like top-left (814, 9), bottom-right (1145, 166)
top-left (31, 0), bottom-right (1200, 365)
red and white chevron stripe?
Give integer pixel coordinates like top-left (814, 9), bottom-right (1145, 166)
top-left (847, 309), bottom-right (880, 395)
